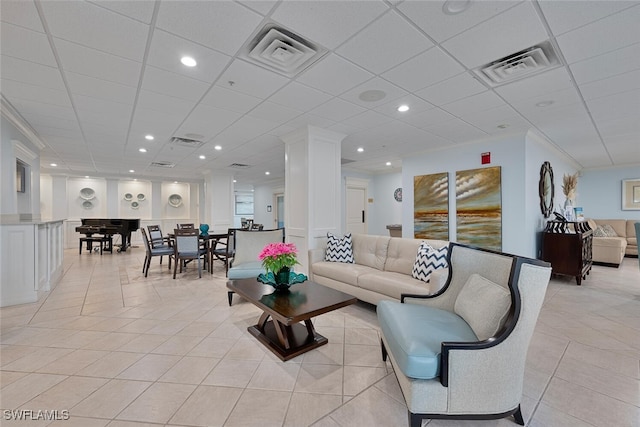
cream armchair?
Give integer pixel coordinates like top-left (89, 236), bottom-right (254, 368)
top-left (377, 243), bottom-right (551, 426)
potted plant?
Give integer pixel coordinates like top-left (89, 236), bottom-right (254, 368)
top-left (258, 242), bottom-right (306, 291)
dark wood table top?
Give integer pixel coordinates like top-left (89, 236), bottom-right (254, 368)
top-left (227, 279), bottom-right (357, 325)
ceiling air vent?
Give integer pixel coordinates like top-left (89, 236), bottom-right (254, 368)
top-left (150, 161), bottom-right (175, 168)
top-left (241, 23), bottom-right (327, 77)
top-left (170, 136), bottom-right (204, 148)
top-left (474, 41), bottom-right (560, 86)
top-left (229, 163), bottom-right (251, 169)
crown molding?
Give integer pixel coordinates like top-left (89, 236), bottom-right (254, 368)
top-left (1, 95), bottom-right (46, 150)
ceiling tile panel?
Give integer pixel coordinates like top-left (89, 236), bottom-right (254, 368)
top-left (1, 80), bottom-right (71, 108)
top-left (66, 72), bottom-right (137, 105)
top-left (579, 70), bottom-right (640, 101)
top-left (0, 0), bottom-right (45, 32)
top-left (425, 119), bottom-right (487, 143)
top-left (286, 113), bottom-right (337, 130)
top-left (441, 2), bottom-right (548, 69)
top-left (55, 39), bottom-right (142, 87)
top-left (538, 0), bottom-right (637, 36)
top-left (237, 1), bottom-right (278, 16)
top-left (88, 0), bottom-right (156, 24)
top-left (10, 99), bottom-right (77, 121)
top-left (415, 73), bottom-right (486, 106)
top-left (339, 77), bottom-right (408, 109)
top-left (556, 5), bottom-right (640, 64)
top-left (0, 23), bottom-right (57, 66)
top-left (40, 0), bottom-right (149, 61)
top-left (340, 110), bottom-right (394, 130)
top-left (495, 67), bottom-right (574, 103)
top-left (296, 54), bottom-right (374, 96)
top-left (596, 117), bottom-right (640, 139)
top-left (141, 66), bottom-right (211, 102)
top-left (201, 85), bottom-right (262, 113)
top-left (175, 104), bottom-right (243, 141)
top-left (136, 90), bottom-right (195, 117)
top-left (248, 101), bottom-right (301, 123)
top-left (398, 0), bottom-right (518, 43)
top-left (586, 89), bottom-right (640, 122)
top-left (268, 82), bottom-right (332, 112)
top-left (569, 42), bottom-right (640, 85)
top-left (336, 11), bottom-right (433, 74)
top-left (0, 56), bottom-right (64, 91)
top-left (373, 95), bottom-right (434, 119)
top-left (214, 116), bottom-right (280, 146)
top-left (381, 47), bottom-right (465, 93)
top-left (399, 108), bottom-right (456, 130)
top-left (217, 60), bottom-right (289, 99)
top-left (270, 0), bottom-right (388, 50)
top-left (146, 30), bottom-right (231, 84)
top-left (156, 1), bottom-right (263, 55)
top-left (309, 98), bottom-right (366, 122)
top-left (457, 105), bottom-right (531, 134)
top-left (441, 91), bottom-right (506, 117)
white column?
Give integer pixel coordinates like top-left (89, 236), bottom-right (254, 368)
top-left (203, 172), bottom-right (234, 233)
top-left (282, 126), bottom-right (345, 274)
top-left (51, 175), bottom-right (68, 221)
top-left (106, 179), bottom-right (119, 217)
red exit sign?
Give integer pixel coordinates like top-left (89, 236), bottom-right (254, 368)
top-left (481, 152), bottom-right (490, 164)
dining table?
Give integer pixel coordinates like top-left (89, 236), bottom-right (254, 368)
top-left (167, 231), bottom-right (229, 274)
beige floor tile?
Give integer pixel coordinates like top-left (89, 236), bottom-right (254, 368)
top-left (187, 336), bottom-right (237, 358)
top-left (75, 351), bottom-right (144, 378)
top-left (343, 343), bottom-right (386, 367)
top-left (2, 347), bottom-right (74, 372)
top-left (113, 319), bottom-right (158, 334)
top-left (71, 379), bottom-right (151, 419)
top-left (82, 332), bottom-right (138, 351)
top-left (59, 330), bottom-right (110, 349)
top-left (116, 333), bottom-right (169, 353)
top-left (310, 415), bottom-right (342, 427)
top-left (150, 334), bottom-right (203, 355)
top-left (284, 393), bottom-right (343, 427)
top-left (225, 336), bottom-right (268, 360)
top-left (158, 356), bottom-right (219, 384)
top-left (0, 345), bottom-right (40, 367)
top-left (0, 370), bottom-right (28, 388)
top-left (344, 327), bottom-right (379, 345)
top-left (224, 388), bottom-right (291, 427)
top-left (373, 373), bottom-right (405, 404)
top-left (116, 382), bottom-right (195, 424)
top-left (116, 353), bottom-right (180, 381)
top-left (176, 321), bottom-right (222, 337)
top-left (328, 385), bottom-right (407, 427)
top-left (169, 385), bottom-right (243, 427)
top-left (302, 343), bottom-right (344, 365)
top-left (529, 402), bottom-right (595, 427)
top-left (343, 365), bottom-right (387, 396)
top-left (294, 364), bottom-right (344, 395)
top-left (144, 319), bottom-right (190, 335)
top-left (247, 358), bottom-right (301, 391)
top-left (1, 373), bottom-right (67, 408)
top-left (24, 376), bottom-right (108, 410)
top-left (202, 358), bottom-right (260, 388)
top-left (48, 416), bottom-right (109, 427)
top-left (85, 317), bottom-right (136, 332)
top-left (36, 349), bottom-right (108, 375)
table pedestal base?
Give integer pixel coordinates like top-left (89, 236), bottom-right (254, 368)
top-left (248, 316), bottom-right (328, 361)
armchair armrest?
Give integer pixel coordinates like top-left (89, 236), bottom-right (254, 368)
top-left (151, 236), bottom-right (173, 247)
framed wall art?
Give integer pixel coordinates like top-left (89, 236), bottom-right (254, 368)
top-left (413, 172), bottom-right (449, 240)
top-left (622, 178), bottom-right (640, 210)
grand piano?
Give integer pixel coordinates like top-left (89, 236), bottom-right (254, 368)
top-left (76, 218), bottom-right (140, 252)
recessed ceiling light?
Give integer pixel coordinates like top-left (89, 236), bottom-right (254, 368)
top-left (129, 169), bottom-right (135, 173)
top-left (199, 155), bottom-right (206, 159)
top-left (50, 163), bottom-right (57, 167)
top-left (443, 0), bottom-right (472, 15)
top-left (145, 134), bottom-right (154, 140)
top-left (357, 147), bottom-right (364, 153)
top-left (174, 181), bottom-right (178, 184)
top-left (138, 148), bottom-right (147, 153)
top-left (358, 90), bottom-right (386, 102)
top-left (397, 105), bottom-right (410, 112)
top-left (233, 179), bottom-right (237, 183)
top-left (265, 171), bottom-right (270, 175)
top-left (85, 176), bottom-right (89, 178)
top-left (181, 56), bottom-right (197, 67)
top-left (535, 100), bottom-right (555, 107)
top-left (214, 145), bottom-right (222, 151)
top-left (386, 161), bottom-right (392, 166)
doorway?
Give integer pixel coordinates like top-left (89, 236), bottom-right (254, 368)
top-left (275, 194), bottom-right (284, 228)
top-left (345, 178), bottom-right (368, 235)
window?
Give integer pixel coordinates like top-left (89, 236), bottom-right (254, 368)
top-left (235, 194), bottom-right (254, 215)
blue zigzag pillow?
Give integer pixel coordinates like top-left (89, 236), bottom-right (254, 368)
top-left (412, 243), bottom-right (448, 283)
top-left (325, 232), bottom-right (354, 263)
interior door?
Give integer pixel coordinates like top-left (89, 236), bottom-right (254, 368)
top-left (276, 194), bottom-right (284, 229)
top-left (346, 186), bottom-right (367, 234)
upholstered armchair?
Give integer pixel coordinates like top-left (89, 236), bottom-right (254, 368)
top-left (226, 228), bottom-right (285, 305)
top-left (377, 243), bottom-right (551, 426)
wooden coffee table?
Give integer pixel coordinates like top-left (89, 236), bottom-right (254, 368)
top-left (227, 278), bottom-right (357, 361)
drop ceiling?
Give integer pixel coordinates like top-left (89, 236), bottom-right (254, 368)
top-left (1, 0), bottom-right (639, 185)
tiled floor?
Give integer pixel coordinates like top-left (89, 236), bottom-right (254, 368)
top-left (1, 249), bottom-right (639, 427)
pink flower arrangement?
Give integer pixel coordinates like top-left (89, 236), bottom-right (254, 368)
top-left (259, 242), bottom-right (299, 273)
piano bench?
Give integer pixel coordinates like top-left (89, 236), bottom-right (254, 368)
top-left (79, 236), bottom-right (111, 255)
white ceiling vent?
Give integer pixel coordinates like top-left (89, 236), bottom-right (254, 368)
top-left (241, 23), bottom-right (327, 77)
top-left (150, 161), bottom-right (175, 168)
top-left (229, 163), bottom-right (251, 169)
top-left (170, 136), bottom-right (204, 148)
top-left (474, 41), bottom-right (560, 86)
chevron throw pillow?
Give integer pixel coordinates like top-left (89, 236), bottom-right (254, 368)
top-left (325, 232), bottom-right (354, 263)
top-left (412, 243), bottom-right (448, 282)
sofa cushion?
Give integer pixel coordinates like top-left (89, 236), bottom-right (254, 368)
top-left (592, 236), bottom-right (627, 248)
top-left (228, 261), bottom-right (265, 280)
top-left (385, 238), bottom-right (422, 274)
top-left (352, 234), bottom-right (389, 270)
top-left (594, 219), bottom-right (627, 237)
top-left (325, 232), bottom-right (354, 263)
top-left (311, 261), bottom-right (376, 286)
top-left (378, 300), bottom-right (478, 379)
top-left (358, 270), bottom-right (447, 300)
top-left (454, 274), bottom-right (511, 341)
top-left (412, 245), bottom-right (448, 283)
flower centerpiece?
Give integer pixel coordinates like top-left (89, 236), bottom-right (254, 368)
top-left (257, 242), bottom-right (307, 291)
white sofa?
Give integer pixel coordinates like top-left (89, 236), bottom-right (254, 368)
top-left (587, 219), bottom-right (638, 266)
top-left (309, 234), bottom-right (449, 305)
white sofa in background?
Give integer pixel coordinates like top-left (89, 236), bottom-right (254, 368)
top-left (309, 234), bottom-right (449, 305)
top-left (587, 219), bottom-right (638, 266)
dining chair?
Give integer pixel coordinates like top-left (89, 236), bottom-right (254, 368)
top-left (173, 228), bottom-right (207, 279)
top-left (177, 223), bottom-right (195, 229)
top-left (147, 225), bottom-right (172, 265)
top-left (210, 228), bottom-right (238, 274)
top-left (140, 228), bottom-right (174, 277)
top-left (251, 223), bottom-right (264, 230)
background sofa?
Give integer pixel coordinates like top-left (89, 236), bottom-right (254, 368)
top-left (587, 219), bottom-right (638, 266)
top-left (309, 234), bottom-right (449, 305)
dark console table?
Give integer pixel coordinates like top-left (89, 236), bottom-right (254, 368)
top-left (542, 221), bottom-right (593, 285)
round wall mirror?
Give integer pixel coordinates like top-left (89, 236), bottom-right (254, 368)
top-left (539, 161), bottom-right (554, 218)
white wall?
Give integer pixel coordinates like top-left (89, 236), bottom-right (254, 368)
top-left (254, 183), bottom-right (283, 229)
top-left (370, 172), bottom-right (402, 236)
top-left (579, 165), bottom-right (640, 220)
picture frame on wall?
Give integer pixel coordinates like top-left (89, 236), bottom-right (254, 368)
top-left (622, 178), bottom-right (640, 210)
top-left (16, 160), bottom-right (26, 193)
